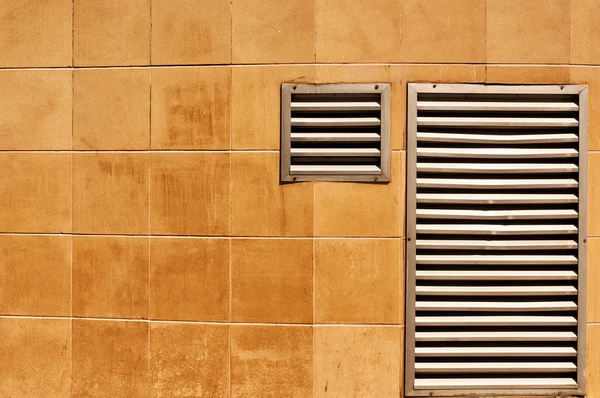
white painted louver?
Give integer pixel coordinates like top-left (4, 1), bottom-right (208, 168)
top-left (281, 84), bottom-right (390, 182)
top-left (406, 84), bottom-right (588, 396)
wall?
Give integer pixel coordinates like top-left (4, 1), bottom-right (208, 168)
top-left (0, 0), bottom-right (599, 397)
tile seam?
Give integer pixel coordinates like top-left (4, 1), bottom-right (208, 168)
top-left (3, 62), bottom-right (600, 72)
top-left (70, 52), bottom-right (75, 396)
top-left (0, 315), bottom-right (403, 327)
top-left (0, 232), bottom-right (406, 239)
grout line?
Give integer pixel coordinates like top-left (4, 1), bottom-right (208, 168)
top-left (228, 322), bottom-right (232, 398)
top-left (313, 183), bottom-right (316, 325)
top-left (70, 67), bottom-right (75, 316)
top-left (149, 0), bottom-right (152, 66)
top-left (230, 0), bottom-right (233, 64)
top-left (228, 44), bottom-right (233, 398)
top-left (313, 0), bottom-right (317, 83)
top-left (398, 0), bottom-right (402, 63)
top-left (71, 0), bottom-right (75, 67)
top-left (0, 232), bottom-right (406, 239)
top-left (312, 182), bottom-right (316, 398)
top-left (147, 320), bottom-right (151, 396)
top-left (0, 149), bottom-right (280, 153)
top-left (0, 314), bottom-right (404, 327)
top-left (228, 239), bottom-right (233, 398)
top-left (147, 43), bottom-right (152, 395)
top-left (2, 62), bottom-right (600, 72)
top-left (69, 16), bottom-right (74, 386)
top-left (568, 0), bottom-right (573, 83)
top-left (484, 0), bottom-right (487, 76)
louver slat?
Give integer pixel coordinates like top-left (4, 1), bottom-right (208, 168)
top-left (291, 117), bottom-right (380, 127)
top-left (415, 331), bottom-right (577, 341)
top-left (290, 148), bottom-right (380, 157)
top-left (416, 270), bottom-right (578, 280)
top-left (417, 132), bottom-right (578, 144)
top-left (414, 378), bottom-right (578, 389)
top-left (415, 347), bottom-right (577, 357)
top-left (415, 362), bottom-right (577, 373)
top-left (417, 101), bottom-right (579, 112)
top-left (417, 178), bottom-right (578, 189)
top-left (291, 101), bottom-right (381, 111)
top-left (417, 239), bottom-right (578, 250)
top-left (291, 132), bottom-right (381, 142)
top-left (282, 84), bottom-right (390, 182)
top-left (415, 224), bottom-right (578, 235)
top-left (416, 255), bottom-right (577, 265)
top-left (407, 84), bottom-right (586, 395)
top-left (417, 163), bottom-right (579, 173)
top-left (417, 116), bottom-right (579, 127)
top-left (416, 301), bottom-right (577, 311)
top-left (416, 209), bottom-right (578, 220)
top-left (290, 165), bottom-right (381, 174)
top-left (417, 193), bottom-right (578, 204)
top-left (416, 286), bottom-right (577, 295)
top-left (417, 147), bottom-right (578, 158)
top-left (416, 316), bottom-right (578, 326)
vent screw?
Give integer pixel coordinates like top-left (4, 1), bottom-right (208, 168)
top-left (292, 177), bottom-right (297, 182)
top-left (374, 177), bottom-right (378, 182)
top-left (375, 85), bottom-right (379, 90)
top-left (292, 85), bottom-right (297, 90)
top-left (407, 237), bottom-right (411, 242)
top-left (560, 85), bottom-right (565, 90)
top-left (433, 84), bottom-right (437, 88)
top-left (584, 238), bottom-right (587, 243)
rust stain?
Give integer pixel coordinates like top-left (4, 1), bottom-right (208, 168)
top-left (165, 84), bottom-right (213, 147)
top-left (98, 160), bottom-right (113, 175)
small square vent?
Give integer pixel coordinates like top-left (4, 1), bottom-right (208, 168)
top-left (280, 83), bottom-right (390, 182)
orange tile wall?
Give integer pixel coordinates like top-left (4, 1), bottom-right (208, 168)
top-left (0, 0), bottom-right (600, 397)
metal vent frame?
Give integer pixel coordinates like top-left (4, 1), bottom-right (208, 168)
top-left (280, 83), bottom-right (391, 182)
top-left (405, 83), bottom-right (588, 397)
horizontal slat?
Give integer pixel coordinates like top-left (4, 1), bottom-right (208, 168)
top-left (290, 165), bottom-right (381, 175)
top-left (416, 270), bottom-right (577, 280)
top-left (415, 331), bottom-right (577, 342)
top-left (417, 116), bottom-right (579, 127)
top-left (290, 148), bottom-right (380, 157)
top-left (414, 378), bottom-right (577, 389)
top-left (417, 101), bottom-right (579, 112)
top-left (416, 224), bottom-right (578, 235)
top-left (416, 300), bottom-right (577, 311)
top-left (291, 117), bottom-right (380, 126)
top-left (416, 285), bottom-right (577, 296)
top-left (415, 316), bottom-right (577, 326)
top-left (416, 255), bottom-right (577, 265)
top-left (415, 346), bottom-right (577, 357)
top-left (291, 101), bottom-right (381, 111)
top-left (417, 147), bottom-right (578, 158)
top-left (416, 209), bottom-right (578, 220)
top-left (291, 132), bottom-right (381, 142)
top-left (415, 361), bottom-right (577, 373)
top-left (417, 132), bottom-right (578, 144)
top-left (417, 178), bottom-right (578, 189)
top-left (417, 162), bottom-right (578, 173)
top-left (417, 239), bottom-right (577, 250)
top-left (417, 193), bottom-right (578, 204)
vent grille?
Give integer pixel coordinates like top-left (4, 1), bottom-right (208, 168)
top-left (406, 84), bottom-right (588, 396)
top-left (281, 84), bottom-right (390, 182)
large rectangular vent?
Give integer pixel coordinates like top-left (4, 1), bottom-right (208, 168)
top-left (406, 84), bottom-right (588, 397)
top-left (281, 83), bottom-right (390, 182)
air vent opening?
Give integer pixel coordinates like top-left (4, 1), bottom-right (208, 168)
top-left (406, 83), bottom-right (588, 397)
